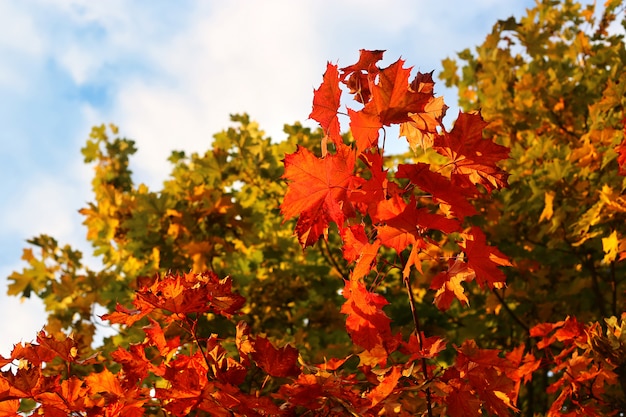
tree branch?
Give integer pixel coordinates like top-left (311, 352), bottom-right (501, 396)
top-left (404, 274), bottom-right (433, 417)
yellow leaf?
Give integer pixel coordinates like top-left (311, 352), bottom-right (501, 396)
top-left (602, 230), bottom-right (620, 264)
top-left (600, 185), bottom-right (626, 214)
top-left (539, 191), bottom-right (555, 222)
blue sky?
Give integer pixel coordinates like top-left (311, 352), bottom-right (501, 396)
top-left (0, 0), bottom-right (539, 356)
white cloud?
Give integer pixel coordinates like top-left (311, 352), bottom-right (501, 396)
top-left (1, 175), bottom-right (84, 242)
top-left (0, 274), bottom-right (47, 357)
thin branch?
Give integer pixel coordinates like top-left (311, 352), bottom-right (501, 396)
top-left (492, 288), bottom-right (530, 333)
top-left (611, 260), bottom-right (617, 317)
top-left (187, 316), bottom-right (216, 380)
top-left (404, 274), bottom-right (433, 417)
top-left (319, 239), bottom-right (350, 280)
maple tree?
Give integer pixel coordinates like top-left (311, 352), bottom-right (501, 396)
top-left (441, 0), bottom-right (626, 414)
top-left (1, 48), bottom-right (527, 416)
top-left (2, 1), bottom-right (626, 415)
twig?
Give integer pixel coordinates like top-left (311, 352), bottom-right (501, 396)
top-left (404, 273), bottom-right (433, 417)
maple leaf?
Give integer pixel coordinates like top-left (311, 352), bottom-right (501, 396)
top-left (340, 49), bottom-right (385, 78)
top-left (433, 111), bottom-right (510, 192)
top-left (348, 107), bottom-right (382, 155)
top-left (340, 279), bottom-right (392, 351)
top-left (601, 230), bottom-right (620, 263)
top-left (460, 227), bottom-right (511, 290)
top-left (140, 272), bottom-right (245, 319)
top-left (399, 71), bottom-right (448, 150)
top-left (351, 151), bottom-right (399, 219)
top-left (281, 144), bottom-right (362, 247)
top-left (340, 224), bottom-right (381, 280)
top-left (376, 195), bottom-right (460, 252)
top-left (397, 162), bottom-right (477, 219)
top-left (251, 337), bottom-right (300, 378)
top-left (430, 259), bottom-right (476, 311)
top-left (400, 96), bottom-right (448, 150)
top-left (35, 331), bottom-right (79, 363)
top-left (401, 333), bottom-right (447, 363)
top-left (0, 395), bottom-right (19, 417)
top-left (101, 302), bottom-right (151, 327)
top-left (370, 59), bottom-right (433, 126)
top-left (1, 366), bottom-right (51, 399)
top-left (310, 62), bottom-right (342, 147)
top-left (351, 240), bottom-right (381, 281)
top-left (446, 340), bottom-right (520, 417)
top-left (340, 49), bottom-right (384, 105)
top-left (341, 224), bottom-right (369, 262)
top-left (367, 365), bottom-right (402, 407)
top-left (85, 368), bottom-right (124, 402)
top-left (375, 195), bottom-right (459, 276)
top-left (111, 344), bottom-right (155, 384)
top-left (318, 356), bottom-right (350, 372)
top-left (35, 376), bottom-right (88, 415)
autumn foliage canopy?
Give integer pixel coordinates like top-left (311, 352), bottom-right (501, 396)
top-left (2, 1), bottom-right (626, 416)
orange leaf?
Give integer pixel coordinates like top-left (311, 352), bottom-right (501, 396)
top-left (340, 279), bottom-right (392, 351)
top-left (371, 59), bottom-right (432, 126)
top-left (367, 365), bottom-right (402, 407)
top-left (85, 368), bottom-right (124, 400)
top-left (376, 195), bottom-right (460, 253)
top-left (340, 49), bottom-right (385, 78)
top-left (396, 163), bottom-right (477, 219)
top-left (251, 337), bottom-right (300, 378)
top-left (281, 145), bottom-right (362, 247)
top-left (461, 227), bottom-right (511, 290)
top-left (434, 112), bottom-right (509, 192)
top-left (309, 63), bottom-right (342, 147)
top-left (348, 107), bottom-right (382, 155)
top-left (35, 331), bottom-right (79, 363)
top-left (431, 259), bottom-right (476, 310)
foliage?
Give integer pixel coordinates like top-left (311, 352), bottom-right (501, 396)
top-left (2, 1), bottom-right (626, 415)
top-left (440, 0), bottom-right (626, 413)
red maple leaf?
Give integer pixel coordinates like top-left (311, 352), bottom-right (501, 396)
top-left (35, 376), bottom-right (88, 415)
top-left (340, 279), bottom-right (392, 351)
top-left (430, 259), bottom-right (476, 311)
top-left (340, 49), bottom-right (384, 104)
top-left (350, 151), bottom-right (399, 219)
top-left (442, 340), bottom-right (519, 417)
top-left (103, 273), bottom-right (245, 326)
top-left (375, 195), bottom-right (460, 252)
top-left (396, 162), bottom-right (477, 219)
top-left (310, 63), bottom-right (342, 147)
top-left (251, 337), bottom-right (300, 378)
top-left (340, 49), bottom-right (385, 78)
top-left (281, 144), bottom-right (362, 247)
top-left (460, 227), bottom-right (511, 290)
top-left (433, 112), bottom-right (510, 192)
top-left (369, 59), bottom-right (432, 126)
top-left (348, 107), bottom-right (382, 154)
top-left (35, 331), bottom-right (79, 363)
top-left (367, 365), bottom-right (402, 407)
top-left (401, 333), bottom-right (447, 362)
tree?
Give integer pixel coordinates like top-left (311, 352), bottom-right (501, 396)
top-left (441, 0), bottom-right (626, 413)
top-left (0, 47), bottom-right (530, 416)
top-left (1, 2), bottom-right (625, 416)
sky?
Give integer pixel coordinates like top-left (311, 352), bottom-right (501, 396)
top-left (0, 0), bottom-right (539, 356)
